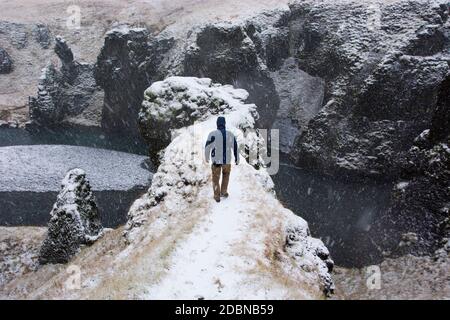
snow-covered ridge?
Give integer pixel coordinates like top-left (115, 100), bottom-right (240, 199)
top-left (126, 77), bottom-right (334, 297)
top-left (128, 76), bottom-right (262, 237)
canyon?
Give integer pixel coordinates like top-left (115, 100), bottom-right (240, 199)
top-left (0, 0), bottom-right (449, 299)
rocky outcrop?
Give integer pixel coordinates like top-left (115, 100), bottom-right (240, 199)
top-left (95, 26), bottom-right (174, 134)
top-left (0, 48), bottom-right (13, 74)
top-left (39, 169), bottom-right (103, 264)
top-left (29, 36), bottom-right (102, 127)
top-left (271, 57), bottom-right (325, 153)
top-left (126, 76), bottom-right (334, 297)
top-left (127, 76), bottom-right (259, 232)
top-left (138, 76), bottom-right (255, 161)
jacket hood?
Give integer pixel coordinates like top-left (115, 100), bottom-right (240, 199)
top-left (216, 116), bottom-right (226, 129)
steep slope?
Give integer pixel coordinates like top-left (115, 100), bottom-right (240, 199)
top-left (0, 77), bottom-right (333, 299)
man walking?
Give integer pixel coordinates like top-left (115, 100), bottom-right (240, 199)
top-left (204, 116), bottom-right (239, 202)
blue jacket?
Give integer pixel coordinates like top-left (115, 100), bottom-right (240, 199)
top-left (205, 117), bottom-right (238, 165)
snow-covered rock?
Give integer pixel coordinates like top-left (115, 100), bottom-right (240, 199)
top-left (39, 169), bottom-right (103, 264)
top-left (138, 76), bottom-right (258, 161)
top-left (127, 76), bottom-right (334, 297)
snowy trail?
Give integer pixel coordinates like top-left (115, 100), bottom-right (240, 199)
top-left (145, 163), bottom-right (257, 299)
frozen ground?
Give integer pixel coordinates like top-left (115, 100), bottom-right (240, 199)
top-left (0, 227), bottom-right (46, 288)
top-left (0, 145), bottom-right (152, 192)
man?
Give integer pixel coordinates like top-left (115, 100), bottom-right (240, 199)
top-left (204, 116), bottom-right (239, 202)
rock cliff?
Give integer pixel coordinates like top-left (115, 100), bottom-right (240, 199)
top-left (29, 37), bottom-right (102, 127)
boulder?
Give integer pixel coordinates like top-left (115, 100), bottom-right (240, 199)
top-left (39, 169), bottom-right (103, 264)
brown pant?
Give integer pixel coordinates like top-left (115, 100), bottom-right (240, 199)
top-left (211, 164), bottom-right (231, 200)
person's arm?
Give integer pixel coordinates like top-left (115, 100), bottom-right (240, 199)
top-left (233, 135), bottom-right (239, 165)
top-left (204, 133), bottom-right (215, 164)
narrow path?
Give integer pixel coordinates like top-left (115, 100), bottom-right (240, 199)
top-left (145, 165), bottom-right (256, 299)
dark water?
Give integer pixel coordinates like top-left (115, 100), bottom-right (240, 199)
top-left (0, 189), bottom-right (146, 227)
top-left (0, 126), bottom-right (148, 155)
top-left (272, 161), bottom-right (392, 267)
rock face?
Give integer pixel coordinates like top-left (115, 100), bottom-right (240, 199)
top-left (183, 21), bottom-right (281, 129)
top-left (39, 169), bottom-right (103, 264)
top-left (29, 36), bottom-right (102, 127)
top-left (0, 48), bottom-right (13, 74)
top-left (288, 1), bottom-right (450, 177)
top-left (376, 130), bottom-right (450, 257)
top-left (95, 26), bottom-right (174, 134)
top-left (127, 76), bottom-right (259, 232)
top-left (283, 0), bottom-right (450, 257)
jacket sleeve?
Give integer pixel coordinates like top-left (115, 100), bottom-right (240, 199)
top-left (204, 132), bottom-right (215, 163)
